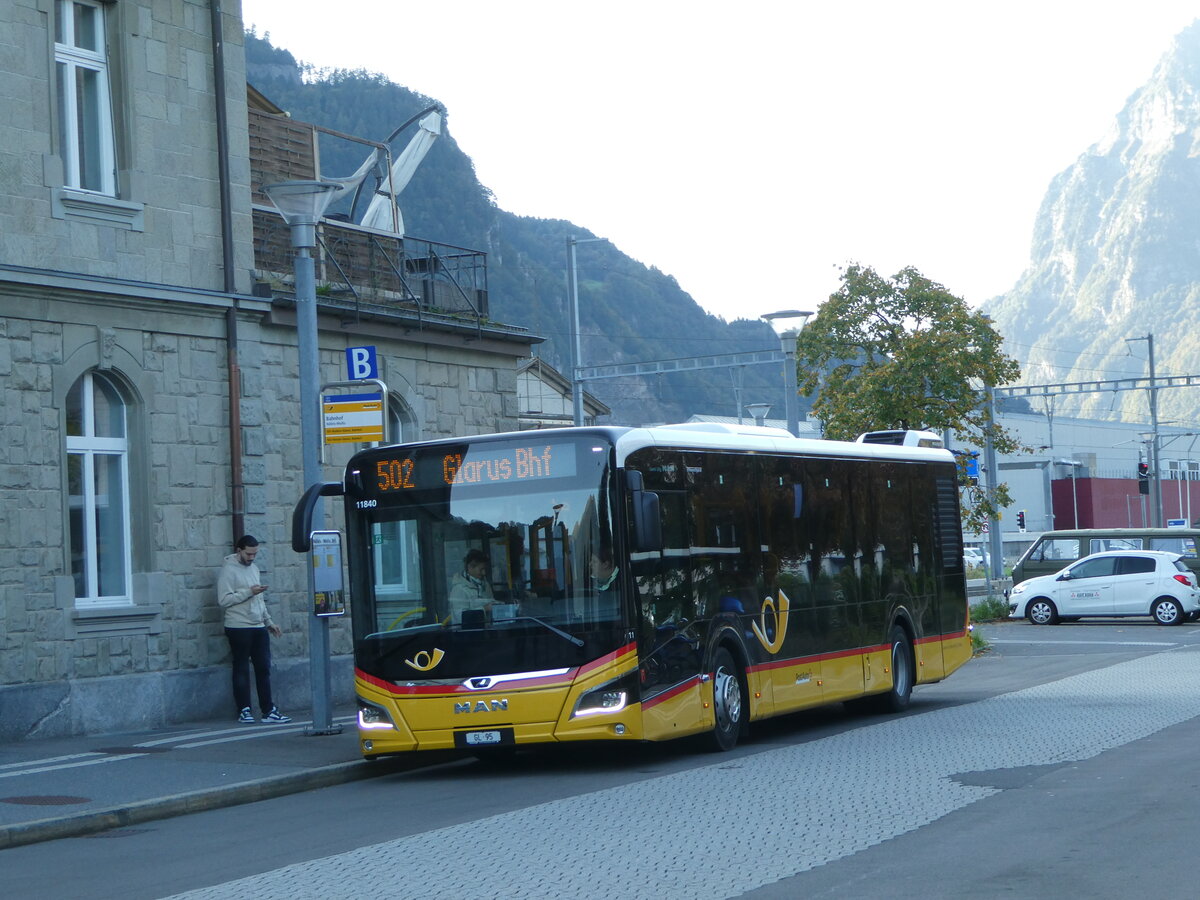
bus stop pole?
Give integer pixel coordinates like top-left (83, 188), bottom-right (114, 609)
top-left (295, 242), bottom-right (336, 735)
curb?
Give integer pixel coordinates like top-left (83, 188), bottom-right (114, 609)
top-left (0, 752), bottom-right (455, 850)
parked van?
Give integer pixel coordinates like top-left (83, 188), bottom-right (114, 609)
top-left (1012, 528), bottom-right (1200, 585)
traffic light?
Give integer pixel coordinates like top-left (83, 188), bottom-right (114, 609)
top-left (1016, 510), bottom-right (1027, 532)
top-left (1138, 461), bottom-right (1150, 495)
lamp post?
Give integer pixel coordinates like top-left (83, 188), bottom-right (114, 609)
top-left (1056, 458), bottom-right (1082, 528)
top-left (1126, 334), bottom-right (1162, 527)
top-left (262, 180), bottom-right (340, 736)
top-left (566, 236), bottom-right (607, 426)
top-left (761, 309), bottom-right (814, 437)
top-left (746, 403), bottom-right (772, 427)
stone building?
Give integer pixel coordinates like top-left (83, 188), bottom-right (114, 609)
top-left (516, 357), bottom-right (609, 429)
top-left (0, 0), bottom-right (536, 739)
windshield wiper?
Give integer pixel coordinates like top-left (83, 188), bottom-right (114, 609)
top-left (514, 615), bottom-right (585, 647)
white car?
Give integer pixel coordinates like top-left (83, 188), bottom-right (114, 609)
top-left (1009, 550), bottom-right (1200, 626)
top-left (963, 547), bottom-right (987, 568)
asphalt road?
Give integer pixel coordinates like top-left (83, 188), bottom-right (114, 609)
top-left (5, 618), bottom-right (1200, 899)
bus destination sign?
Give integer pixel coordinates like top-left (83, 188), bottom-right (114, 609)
top-left (372, 442), bottom-right (578, 494)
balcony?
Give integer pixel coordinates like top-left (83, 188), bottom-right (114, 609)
top-left (248, 103), bottom-right (497, 336)
top-left (252, 208), bottom-right (490, 329)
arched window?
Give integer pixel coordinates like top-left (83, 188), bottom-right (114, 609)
top-left (388, 394), bottom-right (416, 444)
top-left (66, 371), bottom-right (132, 606)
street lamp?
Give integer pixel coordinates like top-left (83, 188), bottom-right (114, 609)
top-left (567, 236), bottom-right (607, 426)
top-left (761, 309), bottom-right (814, 437)
top-left (1056, 458), bottom-right (1082, 528)
top-left (262, 180), bottom-right (341, 736)
top-left (746, 402), bottom-right (772, 427)
top-left (1126, 334), bottom-right (1162, 526)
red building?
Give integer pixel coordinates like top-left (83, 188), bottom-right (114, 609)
top-left (1051, 477), bottom-right (1200, 528)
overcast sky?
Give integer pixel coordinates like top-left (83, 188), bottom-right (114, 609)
top-left (240, 0), bottom-right (1199, 325)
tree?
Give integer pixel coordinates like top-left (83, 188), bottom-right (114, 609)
top-left (793, 264), bottom-right (1025, 531)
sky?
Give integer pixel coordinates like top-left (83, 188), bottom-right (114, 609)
top-left (239, 0), bottom-right (1200, 325)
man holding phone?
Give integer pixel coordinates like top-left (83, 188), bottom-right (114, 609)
top-left (217, 535), bottom-right (291, 724)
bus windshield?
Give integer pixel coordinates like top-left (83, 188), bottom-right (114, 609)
top-left (346, 435), bottom-right (622, 682)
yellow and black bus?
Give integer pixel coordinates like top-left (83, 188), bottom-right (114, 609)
top-left (300, 423), bottom-right (972, 758)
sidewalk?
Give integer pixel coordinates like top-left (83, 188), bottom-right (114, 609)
top-left (0, 706), bottom-right (457, 850)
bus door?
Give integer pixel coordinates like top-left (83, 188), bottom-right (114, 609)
top-left (630, 455), bottom-right (705, 739)
top-left (796, 459), bottom-right (864, 703)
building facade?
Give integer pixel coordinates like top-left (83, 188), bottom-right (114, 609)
top-left (517, 357), bottom-right (609, 429)
top-left (0, 1), bottom-right (536, 739)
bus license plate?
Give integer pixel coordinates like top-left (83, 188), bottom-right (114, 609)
top-left (464, 730), bottom-right (502, 746)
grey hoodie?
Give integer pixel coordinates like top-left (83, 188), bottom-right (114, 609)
top-left (217, 552), bottom-right (274, 629)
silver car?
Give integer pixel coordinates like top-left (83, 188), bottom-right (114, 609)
top-left (1008, 550), bottom-right (1200, 626)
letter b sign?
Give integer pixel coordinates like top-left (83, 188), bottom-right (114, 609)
top-left (346, 346), bottom-right (378, 381)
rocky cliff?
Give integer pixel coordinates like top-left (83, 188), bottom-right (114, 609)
top-left (986, 20), bottom-right (1200, 424)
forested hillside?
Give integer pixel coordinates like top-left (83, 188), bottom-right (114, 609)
top-left (245, 32), bottom-right (792, 425)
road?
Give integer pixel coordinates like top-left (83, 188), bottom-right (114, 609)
top-left (6, 619), bottom-right (1200, 899)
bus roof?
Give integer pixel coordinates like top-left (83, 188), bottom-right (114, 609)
top-left (349, 423), bottom-right (954, 467)
top-left (613, 423), bottom-right (955, 465)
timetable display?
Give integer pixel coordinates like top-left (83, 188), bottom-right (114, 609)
top-left (370, 442), bottom-right (578, 494)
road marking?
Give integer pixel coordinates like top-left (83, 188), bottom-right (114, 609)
top-left (0, 752), bottom-right (102, 772)
top-left (0, 754), bottom-right (145, 780)
top-left (0, 717), bottom-right (356, 779)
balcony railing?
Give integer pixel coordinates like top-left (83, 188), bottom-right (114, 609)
top-left (247, 105), bottom-right (490, 331)
top-left (252, 207), bottom-right (489, 329)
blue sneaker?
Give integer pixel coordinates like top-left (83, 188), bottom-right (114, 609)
top-left (237, 707), bottom-right (255, 724)
top-left (261, 707), bottom-right (291, 723)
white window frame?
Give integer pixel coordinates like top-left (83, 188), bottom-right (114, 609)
top-left (67, 371), bottom-right (133, 608)
top-left (55, 0), bottom-right (116, 195)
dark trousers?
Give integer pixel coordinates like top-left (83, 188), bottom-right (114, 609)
top-left (225, 626), bottom-right (273, 714)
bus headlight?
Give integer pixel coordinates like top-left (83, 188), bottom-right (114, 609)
top-left (357, 699), bottom-right (395, 730)
top-left (573, 673), bottom-right (638, 717)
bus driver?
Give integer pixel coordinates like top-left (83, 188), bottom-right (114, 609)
top-left (448, 549), bottom-right (494, 624)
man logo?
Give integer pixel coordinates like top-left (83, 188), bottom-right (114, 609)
top-left (404, 648), bottom-right (445, 671)
top-left (454, 699), bottom-right (509, 714)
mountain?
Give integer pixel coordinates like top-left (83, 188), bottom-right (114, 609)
top-left (243, 33), bottom-right (794, 426)
top-left (986, 20), bottom-right (1200, 425)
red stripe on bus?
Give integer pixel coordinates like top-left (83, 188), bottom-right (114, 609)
top-left (642, 675), bottom-right (700, 710)
top-left (576, 642), bottom-right (637, 678)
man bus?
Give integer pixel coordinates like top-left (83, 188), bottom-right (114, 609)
top-left (293, 423), bottom-right (972, 757)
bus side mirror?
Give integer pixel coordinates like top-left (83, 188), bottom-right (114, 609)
top-left (292, 481), bottom-right (345, 552)
top-left (627, 470), bottom-right (663, 554)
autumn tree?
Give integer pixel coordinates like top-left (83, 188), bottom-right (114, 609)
top-left (793, 264), bottom-right (1024, 531)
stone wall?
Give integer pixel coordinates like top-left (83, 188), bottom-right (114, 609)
top-left (0, 285), bottom-right (528, 739)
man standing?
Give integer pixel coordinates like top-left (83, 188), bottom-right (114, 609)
top-left (218, 535), bottom-right (291, 724)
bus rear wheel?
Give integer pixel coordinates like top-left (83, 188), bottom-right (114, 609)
top-left (849, 625), bottom-right (914, 715)
top-left (880, 626), bottom-right (914, 712)
top-left (707, 647), bottom-right (744, 752)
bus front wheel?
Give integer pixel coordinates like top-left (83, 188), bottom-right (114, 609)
top-left (707, 647), bottom-right (744, 752)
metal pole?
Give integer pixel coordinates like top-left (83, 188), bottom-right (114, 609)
top-left (567, 238), bottom-right (584, 426)
top-left (984, 387), bottom-right (1004, 587)
top-left (731, 368), bottom-right (744, 424)
top-left (293, 242), bottom-right (335, 735)
top-left (1148, 334), bottom-right (1163, 527)
top-left (1072, 465), bottom-right (1078, 528)
top-left (782, 331), bottom-right (799, 437)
